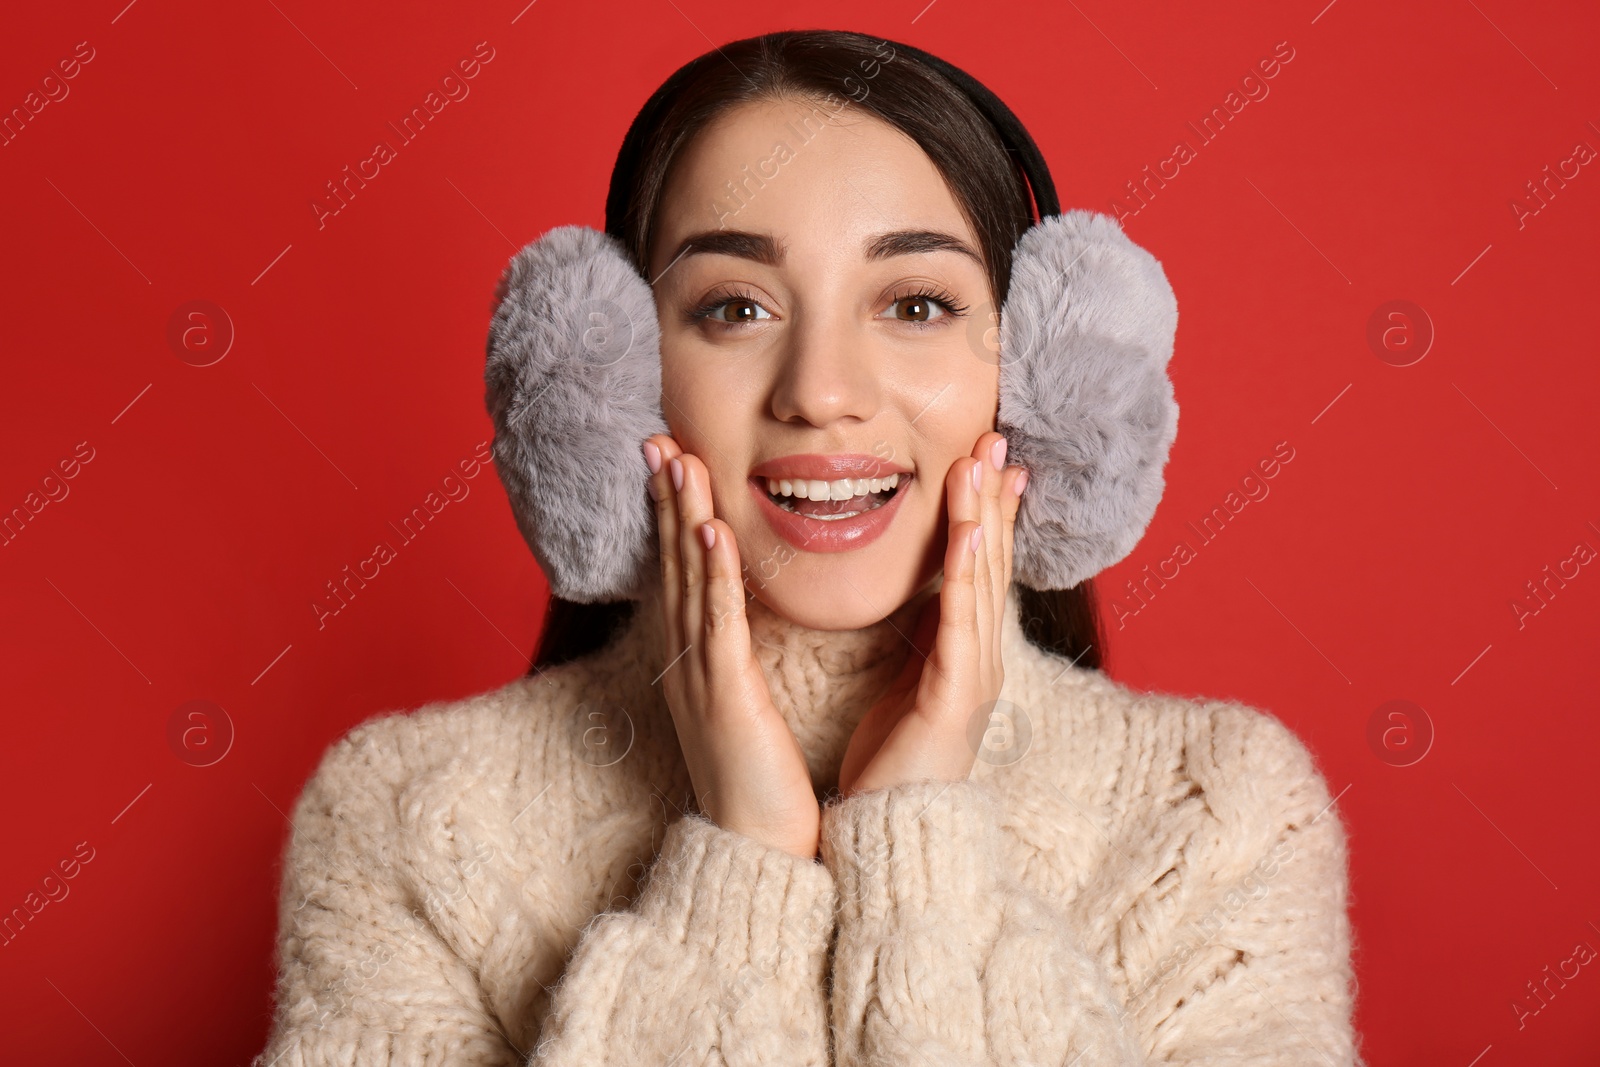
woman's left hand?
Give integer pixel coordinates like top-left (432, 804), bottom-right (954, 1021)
top-left (836, 430), bottom-right (1029, 799)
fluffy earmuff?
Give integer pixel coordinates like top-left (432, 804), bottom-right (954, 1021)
top-left (484, 209), bottom-right (1177, 603)
top-left (998, 210), bottom-right (1179, 592)
top-left (485, 225), bottom-right (668, 604)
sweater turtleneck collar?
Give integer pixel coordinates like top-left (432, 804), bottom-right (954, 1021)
top-left (604, 572), bottom-right (1036, 798)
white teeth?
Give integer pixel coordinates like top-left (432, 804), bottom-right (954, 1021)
top-left (763, 473), bottom-right (900, 499)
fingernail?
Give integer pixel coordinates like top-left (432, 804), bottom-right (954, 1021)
top-left (969, 524), bottom-right (983, 553)
top-left (971, 462), bottom-right (982, 492)
top-left (991, 437), bottom-right (1007, 471)
top-left (1013, 468), bottom-right (1029, 497)
top-left (643, 441), bottom-right (661, 474)
top-left (699, 523), bottom-right (716, 550)
top-left (670, 456), bottom-right (684, 491)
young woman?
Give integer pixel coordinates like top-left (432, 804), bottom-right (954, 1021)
top-left (255, 29), bottom-right (1362, 1067)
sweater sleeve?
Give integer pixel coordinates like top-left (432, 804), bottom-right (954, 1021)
top-left (819, 713), bottom-right (1361, 1067)
top-left (821, 777), bottom-right (1145, 1067)
top-left (254, 728), bottom-right (839, 1067)
top-left (529, 811), bottom-right (838, 1066)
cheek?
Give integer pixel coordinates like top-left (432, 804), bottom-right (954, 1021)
top-left (956, 347), bottom-right (1002, 422)
top-left (657, 344), bottom-right (692, 415)
top-left (658, 353), bottom-right (759, 505)
top-left (901, 356), bottom-right (999, 468)
top-left (660, 333), bottom-right (759, 407)
top-left (658, 349), bottom-right (719, 448)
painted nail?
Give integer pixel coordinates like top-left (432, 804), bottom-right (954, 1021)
top-left (971, 462), bottom-right (982, 492)
top-left (969, 524), bottom-right (983, 552)
top-left (1013, 468), bottom-right (1029, 497)
top-left (670, 456), bottom-right (684, 492)
top-left (699, 523), bottom-right (716, 550)
top-left (643, 440), bottom-right (661, 474)
top-left (991, 437), bottom-right (1007, 471)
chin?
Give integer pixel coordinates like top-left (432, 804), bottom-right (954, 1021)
top-left (734, 520), bottom-right (943, 630)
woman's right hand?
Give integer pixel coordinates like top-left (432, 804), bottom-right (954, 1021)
top-left (642, 434), bottom-right (822, 861)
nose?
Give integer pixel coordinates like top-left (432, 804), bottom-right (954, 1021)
top-left (767, 309), bottom-right (881, 428)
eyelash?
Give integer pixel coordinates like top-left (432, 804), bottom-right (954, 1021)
top-left (686, 286), bottom-right (970, 331)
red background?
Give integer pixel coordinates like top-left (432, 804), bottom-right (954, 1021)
top-left (2, 1), bottom-right (1596, 1063)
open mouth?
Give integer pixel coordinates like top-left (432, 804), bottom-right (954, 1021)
top-left (755, 473), bottom-right (911, 522)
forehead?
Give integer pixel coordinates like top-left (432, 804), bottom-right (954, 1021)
top-left (651, 96), bottom-right (976, 271)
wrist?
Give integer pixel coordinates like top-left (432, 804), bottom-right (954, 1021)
top-left (718, 812), bottom-right (821, 862)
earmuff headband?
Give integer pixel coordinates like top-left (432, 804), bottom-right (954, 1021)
top-left (486, 37), bottom-right (1179, 602)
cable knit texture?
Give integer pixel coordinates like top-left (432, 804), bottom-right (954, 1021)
top-left (255, 578), bottom-right (1364, 1066)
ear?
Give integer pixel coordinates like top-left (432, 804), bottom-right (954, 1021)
top-left (998, 210), bottom-right (1180, 592)
top-left (484, 225), bottom-right (668, 603)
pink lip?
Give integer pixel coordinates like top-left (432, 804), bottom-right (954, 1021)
top-left (750, 453), bottom-right (911, 481)
top-left (747, 472), bottom-right (911, 553)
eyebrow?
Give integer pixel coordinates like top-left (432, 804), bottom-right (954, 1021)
top-left (661, 228), bottom-right (984, 273)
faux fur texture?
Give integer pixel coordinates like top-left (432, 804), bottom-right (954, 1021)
top-left (483, 210), bottom-right (1178, 600)
top-left (485, 225), bottom-right (668, 603)
top-left (998, 210), bottom-right (1179, 590)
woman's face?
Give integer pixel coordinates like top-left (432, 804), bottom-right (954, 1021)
top-left (647, 95), bottom-right (1001, 631)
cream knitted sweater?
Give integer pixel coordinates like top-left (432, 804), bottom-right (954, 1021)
top-left (255, 579), bottom-right (1363, 1066)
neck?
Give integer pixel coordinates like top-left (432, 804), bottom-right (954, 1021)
top-left (609, 574), bottom-right (1029, 797)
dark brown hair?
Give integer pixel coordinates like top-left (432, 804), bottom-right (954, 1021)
top-left (529, 29), bottom-right (1105, 674)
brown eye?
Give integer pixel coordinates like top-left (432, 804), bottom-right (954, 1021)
top-left (719, 299), bottom-right (763, 323)
top-left (880, 290), bottom-right (962, 326)
top-left (895, 296), bottom-right (939, 322)
top-left (690, 292), bottom-right (773, 326)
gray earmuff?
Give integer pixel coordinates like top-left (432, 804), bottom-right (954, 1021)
top-left (483, 208), bottom-right (1178, 602)
top-left (998, 210), bottom-right (1178, 592)
top-left (485, 224), bottom-right (668, 604)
